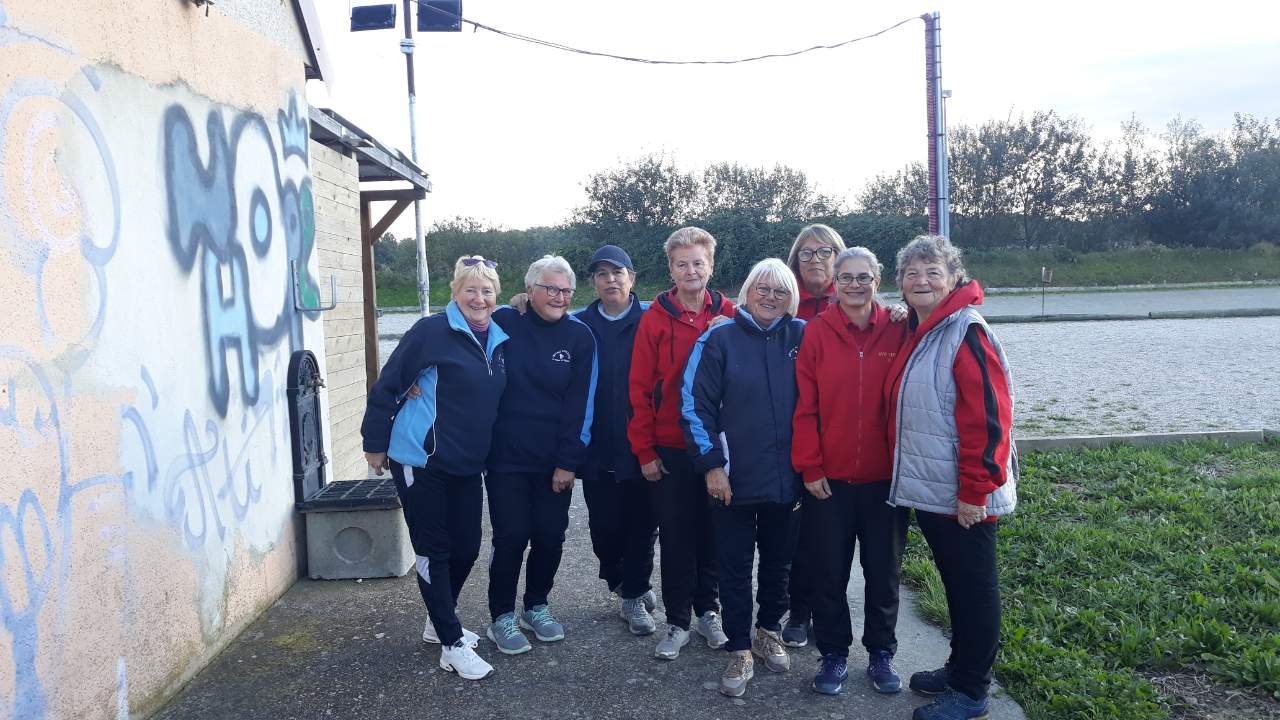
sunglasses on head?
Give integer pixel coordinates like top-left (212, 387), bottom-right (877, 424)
top-left (462, 257), bottom-right (498, 268)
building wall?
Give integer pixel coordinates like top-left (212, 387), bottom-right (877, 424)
top-left (310, 140), bottom-right (368, 482)
top-left (0, 2), bottom-right (327, 718)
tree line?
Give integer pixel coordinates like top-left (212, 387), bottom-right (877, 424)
top-left (374, 111), bottom-right (1279, 293)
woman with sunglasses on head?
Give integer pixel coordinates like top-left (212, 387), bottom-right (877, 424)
top-left (629, 227), bottom-right (736, 660)
top-left (361, 255), bottom-right (508, 682)
top-left (792, 247), bottom-right (912, 697)
top-left (681, 258), bottom-right (806, 697)
top-left (483, 255), bottom-right (598, 656)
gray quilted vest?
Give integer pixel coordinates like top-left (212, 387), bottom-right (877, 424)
top-left (888, 305), bottom-right (1019, 516)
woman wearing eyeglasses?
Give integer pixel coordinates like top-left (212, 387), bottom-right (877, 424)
top-left (777, 223), bottom-right (847, 647)
top-left (629, 227), bottom-right (736, 660)
top-left (681, 258), bottom-right (806, 697)
top-left (361, 255), bottom-right (508, 681)
top-left (483, 255), bottom-right (598, 655)
top-left (792, 247), bottom-right (912, 697)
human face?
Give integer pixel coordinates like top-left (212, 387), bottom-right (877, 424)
top-left (452, 276), bottom-right (497, 325)
top-left (529, 271), bottom-right (574, 322)
top-left (797, 239), bottom-right (835, 291)
top-left (834, 258), bottom-right (879, 312)
top-left (668, 245), bottom-right (713, 295)
top-left (746, 278), bottom-right (791, 326)
top-left (900, 259), bottom-right (957, 319)
top-left (591, 264), bottom-right (634, 305)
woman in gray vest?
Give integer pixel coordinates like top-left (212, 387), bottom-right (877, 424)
top-left (884, 234), bottom-right (1017, 720)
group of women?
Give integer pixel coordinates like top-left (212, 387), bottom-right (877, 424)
top-left (360, 225), bottom-right (1016, 720)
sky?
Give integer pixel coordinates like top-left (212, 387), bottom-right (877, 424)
top-left (307, 0), bottom-right (1280, 234)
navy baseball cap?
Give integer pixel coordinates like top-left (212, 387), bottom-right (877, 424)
top-left (588, 244), bottom-right (634, 272)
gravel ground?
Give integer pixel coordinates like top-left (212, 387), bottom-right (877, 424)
top-left (378, 313), bottom-right (1279, 438)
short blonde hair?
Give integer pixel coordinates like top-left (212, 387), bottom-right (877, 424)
top-left (663, 226), bottom-right (717, 259)
top-left (450, 255), bottom-right (500, 295)
top-left (738, 258), bottom-right (800, 318)
top-left (786, 224), bottom-right (848, 278)
top-left (524, 254), bottom-right (575, 289)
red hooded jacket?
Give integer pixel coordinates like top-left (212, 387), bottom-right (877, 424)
top-left (627, 288), bottom-right (736, 466)
top-left (795, 282), bottom-right (836, 320)
top-left (886, 281), bottom-right (1014, 511)
top-left (792, 303), bottom-right (909, 485)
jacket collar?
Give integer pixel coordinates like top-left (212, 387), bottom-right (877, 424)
top-left (445, 300), bottom-right (509, 356)
top-left (655, 288), bottom-right (722, 319)
top-left (734, 307), bottom-right (788, 335)
top-left (587, 292), bottom-right (644, 323)
top-left (819, 302), bottom-right (885, 341)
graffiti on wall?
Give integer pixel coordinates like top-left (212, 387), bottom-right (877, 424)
top-left (0, 4), bottom-right (319, 716)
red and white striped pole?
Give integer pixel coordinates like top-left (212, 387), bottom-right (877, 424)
top-left (922, 11), bottom-right (950, 237)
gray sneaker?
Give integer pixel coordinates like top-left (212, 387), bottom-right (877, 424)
top-left (693, 611), bottom-right (729, 649)
top-left (519, 605), bottom-right (565, 642)
top-left (640, 589), bottom-right (657, 612)
top-left (720, 650), bottom-right (755, 697)
top-left (487, 612), bottom-right (532, 655)
top-left (751, 627), bottom-right (791, 673)
top-left (654, 625), bottom-right (691, 660)
top-left (620, 596), bottom-right (657, 636)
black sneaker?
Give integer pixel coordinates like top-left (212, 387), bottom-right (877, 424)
top-left (867, 649), bottom-right (902, 693)
top-left (781, 619), bottom-right (811, 648)
top-left (909, 665), bottom-right (951, 696)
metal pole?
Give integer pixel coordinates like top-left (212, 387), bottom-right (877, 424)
top-left (932, 11), bottom-right (950, 238)
top-left (402, 0), bottom-right (430, 316)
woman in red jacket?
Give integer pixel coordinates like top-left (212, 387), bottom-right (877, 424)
top-left (791, 246), bottom-right (911, 696)
top-left (628, 226), bottom-right (736, 661)
top-left (785, 223), bottom-right (846, 321)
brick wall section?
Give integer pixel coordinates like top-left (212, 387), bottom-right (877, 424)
top-left (310, 139), bottom-right (367, 481)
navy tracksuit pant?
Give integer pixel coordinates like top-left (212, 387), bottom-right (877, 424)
top-left (711, 500), bottom-right (800, 652)
top-left (806, 479), bottom-right (909, 659)
top-left (581, 470), bottom-right (658, 599)
top-left (390, 461), bottom-right (484, 647)
top-left (650, 446), bottom-right (719, 629)
top-left (485, 471), bottom-right (573, 620)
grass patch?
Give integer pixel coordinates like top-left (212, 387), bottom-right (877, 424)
top-left (902, 440), bottom-right (1280, 720)
top-left (962, 244), bottom-right (1280, 289)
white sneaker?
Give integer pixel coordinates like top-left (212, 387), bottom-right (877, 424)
top-left (439, 639), bottom-right (493, 680)
top-left (422, 619), bottom-right (479, 647)
top-left (693, 611), bottom-right (729, 649)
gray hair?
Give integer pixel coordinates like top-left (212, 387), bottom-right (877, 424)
top-left (525, 254), bottom-right (576, 289)
top-left (786, 224), bottom-right (848, 278)
top-left (894, 234), bottom-right (967, 286)
top-left (663, 226), bottom-right (717, 259)
top-left (834, 246), bottom-right (884, 280)
top-left (737, 258), bottom-right (800, 317)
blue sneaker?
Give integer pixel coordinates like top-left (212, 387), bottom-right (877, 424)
top-left (812, 653), bottom-right (848, 695)
top-left (911, 688), bottom-right (990, 720)
top-left (520, 604), bottom-right (566, 642)
top-left (867, 649), bottom-right (902, 693)
top-left (486, 612), bottom-right (532, 655)
top-left (909, 665), bottom-right (951, 696)
top-left (781, 619), bottom-right (811, 648)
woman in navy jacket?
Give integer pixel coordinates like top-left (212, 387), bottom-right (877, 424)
top-left (680, 258), bottom-right (805, 698)
top-left (361, 255), bottom-right (507, 682)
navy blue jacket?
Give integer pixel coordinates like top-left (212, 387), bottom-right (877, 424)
top-left (573, 295), bottom-right (649, 481)
top-left (488, 306), bottom-right (598, 475)
top-left (362, 301), bottom-right (509, 475)
top-left (680, 310), bottom-right (805, 505)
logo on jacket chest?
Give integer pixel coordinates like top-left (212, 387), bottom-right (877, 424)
top-left (788, 346), bottom-right (799, 360)
top-left (552, 349), bottom-right (572, 363)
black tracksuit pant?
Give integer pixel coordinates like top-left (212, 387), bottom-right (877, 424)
top-left (650, 446), bottom-right (719, 629)
top-left (485, 471), bottom-right (573, 620)
top-left (787, 541), bottom-right (813, 626)
top-left (582, 470), bottom-right (658, 599)
top-left (916, 510), bottom-right (1001, 701)
top-left (711, 500), bottom-right (800, 652)
top-left (390, 461), bottom-right (484, 647)
top-left (806, 479), bottom-right (909, 659)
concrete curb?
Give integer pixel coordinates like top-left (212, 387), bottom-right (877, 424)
top-left (984, 279), bottom-right (1280, 295)
top-left (1018, 429), bottom-right (1270, 452)
top-left (985, 308), bottom-right (1280, 324)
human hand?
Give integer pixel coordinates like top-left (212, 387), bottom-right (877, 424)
top-left (805, 477), bottom-right (832, 499)
top-left (708, 314), bottom-right (732, 328)
top-left (405, 383), bottom-right (422, 400)
top-left (888, 303), bottom-right (909, 322)
top-left (552, 468), bottom-right (576, 493)
top-left (705, 467), bottom-right (732, 505)
top-left (957, 500), bottom-right (987, 529)
top-left (365, 452), bottom-right (388, 476)
top-left (509, 293), bottom-right (530, 314)
top-left (641, 458), bottom-right (668, 483)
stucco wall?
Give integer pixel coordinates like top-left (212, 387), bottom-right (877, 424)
top-left (0, 2), bottom-right (326, 718)
top-left (310, 139), bottom-right (367, 482)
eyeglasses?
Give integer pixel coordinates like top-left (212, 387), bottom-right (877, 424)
top-left (534, 283), bottom-right (575, 299)
top-left (797, 247), bottom-right (835, 262)
top-left (461, 257), bottom-right (498, 268)
top-left (753, 284), bottom-right (792, 301)
top-left (835, 272), bottom-right (876, 286)
top-left (902, 268), bottom-right (947, 282)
